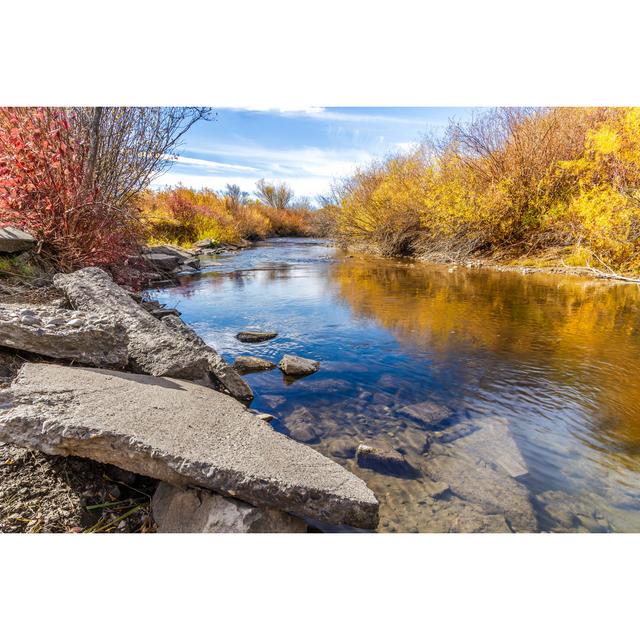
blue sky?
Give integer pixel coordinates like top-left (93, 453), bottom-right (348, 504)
top-left (152, 107), bottom-right (475, 201)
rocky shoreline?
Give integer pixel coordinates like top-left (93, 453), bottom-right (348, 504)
top-left (0, 232), bottom-right (379, 533)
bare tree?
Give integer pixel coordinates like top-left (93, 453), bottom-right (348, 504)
top-left (223, 183), bottom-right (248, 212)
top-left (254, 178), bottom-right (294, 209)
top-left (72, 107), bottom-right (214, 205)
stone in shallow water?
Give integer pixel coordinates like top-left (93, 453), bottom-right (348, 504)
top-left (423, 419), bottom-right (536, 532)
top-left (236, 331), bottom-right (278, 343)
top-left (356, 444), bottom-right (420, 479)
top-left (0, 363), bottom-right (379, 529)
top-left (284, 406), bottom-right (322, 443)
top-left (279, 354), bottom-right (320, 377)
top-left (444, 417), bottom-right (528, 478)
top-left (151, 482), bottom-right (307, 533)
top-left (397, 400), bottom-right (452, 426)
top-left (232, 356), bottom-right (277, 374)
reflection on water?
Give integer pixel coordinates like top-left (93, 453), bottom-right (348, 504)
top-left (150, 238), bottom-right (640, 532)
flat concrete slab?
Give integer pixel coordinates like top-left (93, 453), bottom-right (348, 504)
top-left (0, 364), bottom-right (379, 529)
top-left (0, 304), bottom-right (127, 367)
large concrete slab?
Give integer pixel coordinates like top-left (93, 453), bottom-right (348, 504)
top-left (0, 364), bottom-right (379, 529)
top-left (0, 304), bottom-right (127, 367)
top-left (53, 267), bottom-right (252, 402)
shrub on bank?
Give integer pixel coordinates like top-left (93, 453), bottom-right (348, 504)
top-left (141, 186), bottom-right (316, 247)
top-left (335, 107), bottom-right (640, 272)
top-left (0, 108), bottom-right (140, 271)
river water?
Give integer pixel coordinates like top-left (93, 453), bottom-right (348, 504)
top-left (150, 237), bottom-right (640, 532)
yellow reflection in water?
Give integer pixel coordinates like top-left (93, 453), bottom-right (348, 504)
top-left (331, 256), bottom-right (640, 459)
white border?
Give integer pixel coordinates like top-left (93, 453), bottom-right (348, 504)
top-left (1, 2), bottom-right (638, 637)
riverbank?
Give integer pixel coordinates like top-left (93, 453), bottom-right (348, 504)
top-left (339, 239), bottom-right (640, 284)
top-left (0, 251), bottom-right (380, 533)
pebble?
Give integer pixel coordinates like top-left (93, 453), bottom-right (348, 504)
top-left (66, 318), bottom-right (84, 328)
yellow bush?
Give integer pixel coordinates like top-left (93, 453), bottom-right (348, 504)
top-left (335, 107), bottom-right (640, 272)
top-left (140, 186), bottom-right (314, 248)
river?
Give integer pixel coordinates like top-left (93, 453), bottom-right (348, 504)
top-left (149, 237), bottom-right (640, 532)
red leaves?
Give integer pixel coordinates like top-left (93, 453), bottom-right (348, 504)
top-left (0, 107), bottom-right (139, 271)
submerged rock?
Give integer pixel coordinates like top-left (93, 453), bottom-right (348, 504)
top-left (232, 355), bottom-right (276, 374)
top-left (284, 406), bottom-right (322, 443)
top-left (152, 483), bottom-right (307, 533)
top-left (356, 444), bottom-right (420, 479)
top-left (0, 305), bottom-right (128, 367)
top-left (423, 418), bottom-right (535, 531)
top-left (443, 417), bottom-right (528, 479)
top-left (0, 364), bottom-right (379, 529)
top-left (397, 400), bottom-right (452, 426)
top-left (279, 354), bottom-right (320, 377)
top-left (0, 226), bottom-right (36, 253)
top-left (236, 331), bottom-right (278, 343)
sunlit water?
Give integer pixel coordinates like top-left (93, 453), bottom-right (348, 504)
top-left (149, 238), bottom-right (640, 532)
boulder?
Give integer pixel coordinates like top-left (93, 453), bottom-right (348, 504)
top-left (279, 354), bottom-right (320, 377)
top-left (248, 409), bottom-right (275, 422)
top-left (161, 314), bottom-right (253, 403)
top-left (193, 238), bottom-right (217, 249)
top-left (0, 305), bottom-right (128, 367)
top-left (232, 355), bottom-right (276, 374)
top-left (152, 482), bottom-right (307, 533)
top-left (0, 226), bottom-right (36, 253)
top-left (53, 268), bottom-right (209, 380)
top-left (236, 331), bottom-right (278, 343)
top-left (0, 364), bottom-right (379, 529)
top-left (144, 244), bottom-right (195, 260)
top-left (146, 253), bottom-right (183, 272)
top-left (356, 444), bottom-right (420, 479)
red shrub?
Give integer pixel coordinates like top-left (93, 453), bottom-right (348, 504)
top-left (0, 107), bottom-right (140, 271)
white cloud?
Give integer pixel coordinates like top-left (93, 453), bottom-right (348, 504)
top-left (180, 143), bottom-right (375, 181)
top-left (151, 171), bottom-right (332, 198)
top-left (234, 107), bottom-right (432, 126)
top-left (169, 155), bottom-right (257, 173)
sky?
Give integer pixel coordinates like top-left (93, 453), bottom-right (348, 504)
top-left (152, 107), bottom-right (475, 203)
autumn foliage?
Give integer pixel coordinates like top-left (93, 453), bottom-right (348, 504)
top-left (0, 108), bottom-right (140, 271)
top-left (335, 107), bottom-right (640, 272)
top-left (141, 186), bottom-right (316, 246)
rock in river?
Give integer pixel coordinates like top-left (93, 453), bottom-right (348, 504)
top-left (284, 406), bottom-right (323, 443)
top-left (236, 331), bottom-right (278, 343)
top-left (0, 305), bottom-right (128, 367)
top-left (397, 400), bottom-right (452, 426)
top-left (152, 482), bottom-right (307, 533)
top-left (356, 444), bottom-right (420, 479)
top-left (232, 355), bottom-right (276, 374)
top-left (0, 364), bottom-right (379, 529)
top-left (279, 354), bottom-right (320, 377)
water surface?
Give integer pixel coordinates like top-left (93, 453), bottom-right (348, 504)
top-left (150, 238), bottom-right (640, 532)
